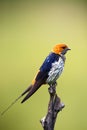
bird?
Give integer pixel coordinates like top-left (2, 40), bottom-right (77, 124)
top-left (1, 43), bottom-right (70, 115)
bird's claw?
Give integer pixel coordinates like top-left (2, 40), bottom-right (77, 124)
top-left (48, 82), bottom-right (57, 95)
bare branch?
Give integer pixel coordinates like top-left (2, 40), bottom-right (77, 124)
top-left (40, 83), bottom-right (65, 130)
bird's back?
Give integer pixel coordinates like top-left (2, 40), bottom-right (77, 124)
top-left (40, 52), bottom-right (60, 72)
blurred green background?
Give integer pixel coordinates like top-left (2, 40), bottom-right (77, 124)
top-left (0, 0), bottom-right (87, 130)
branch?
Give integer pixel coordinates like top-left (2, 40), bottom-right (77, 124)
top-left (40, 82), bottom-right (65, 130)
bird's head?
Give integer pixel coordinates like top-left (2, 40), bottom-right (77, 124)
top-left (52, 43), bottom-right (71, 55)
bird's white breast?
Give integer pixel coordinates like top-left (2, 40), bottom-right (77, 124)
top-left (46, 57), bottom-right (64, 84)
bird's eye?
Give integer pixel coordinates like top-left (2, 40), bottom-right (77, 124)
top-left (62, 46), bottom-right (66, 49)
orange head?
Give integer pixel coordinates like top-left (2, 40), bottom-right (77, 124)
top-left (52, 43), bottom-right (71, 55)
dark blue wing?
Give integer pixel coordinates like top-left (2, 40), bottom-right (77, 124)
top-left (35, 52), bottom-right (60, 83)
top-left (21, 53), bottom-right (60, 103)
top-left (40, 52), bottom-right (60, 72)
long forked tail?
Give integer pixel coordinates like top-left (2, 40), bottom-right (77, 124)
top-left (1, 85), bottom-right (32, 116)
top-left (21, 82), bottom-right (42, 103)
top-left (1, 95), bottom-right (22, 116)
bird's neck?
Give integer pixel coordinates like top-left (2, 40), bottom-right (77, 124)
top-left (59, 54), bottom-right (66, 62)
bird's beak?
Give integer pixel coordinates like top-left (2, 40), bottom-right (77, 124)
top-left (67, 48), bottom-right (71, 51)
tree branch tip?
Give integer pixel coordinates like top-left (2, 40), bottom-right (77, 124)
top-left (40, 82), bottom-right (65, 129)
top-left (40, 116), bottom-right (46, 127)
top-left (59, 102), bottom-right (65, 111)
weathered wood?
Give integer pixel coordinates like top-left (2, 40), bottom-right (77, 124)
top-left (40, 83), bottom-right (65, 130)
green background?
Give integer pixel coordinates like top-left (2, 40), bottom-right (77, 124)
top-left (0, 0), bottom-right (87, 130)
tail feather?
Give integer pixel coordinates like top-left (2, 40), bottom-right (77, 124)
top-left (1, 95), bottom-right (22, 116)
top-left (1, 85), bottom-right (32, 116)
top-left (21, 85), bottom-right (32, 96)
top-left (21, 82), bottom-right (41, 103)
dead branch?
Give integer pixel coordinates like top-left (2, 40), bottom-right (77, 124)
top-left (40, 82), bottom-right (65, 130)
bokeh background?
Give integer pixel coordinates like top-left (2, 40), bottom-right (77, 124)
top-left (0, 0), bottom-right (87, 130)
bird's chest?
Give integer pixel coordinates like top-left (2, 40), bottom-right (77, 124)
top-left (46, 57), bottom-right (64, 84)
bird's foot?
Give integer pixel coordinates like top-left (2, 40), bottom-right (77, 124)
top-left (48, 82), bottom-right (57, 96)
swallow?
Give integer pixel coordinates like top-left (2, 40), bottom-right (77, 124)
top-left (1, 43), bottom-right (70, 115)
